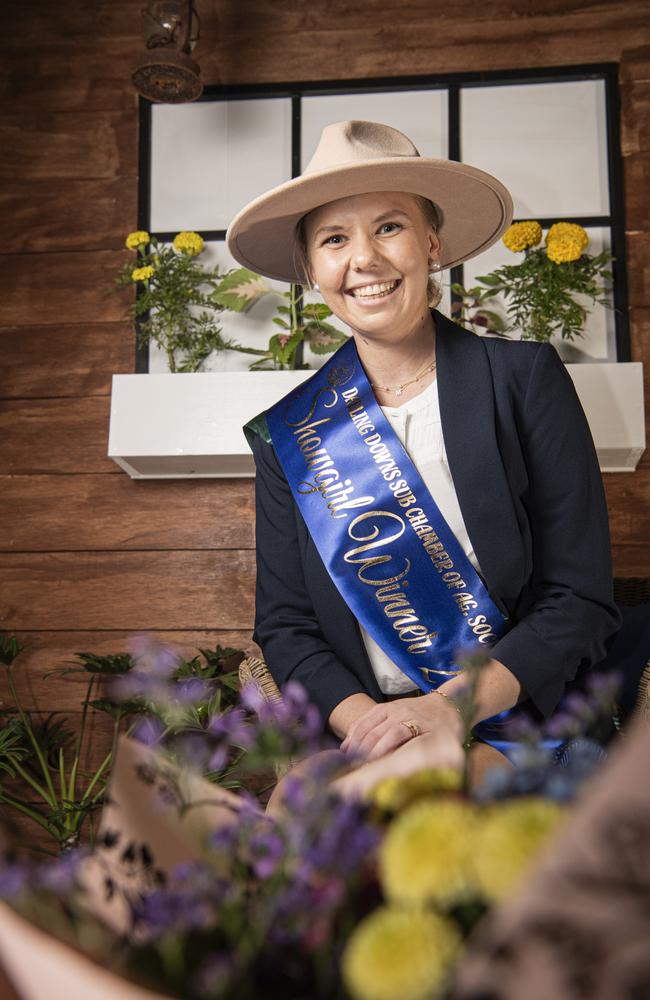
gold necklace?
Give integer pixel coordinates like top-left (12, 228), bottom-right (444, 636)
top-left (370, 358), bottom-right (437, 397)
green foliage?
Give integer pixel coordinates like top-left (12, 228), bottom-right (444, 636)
top-left (452, 243), bottom-right (613, 343)
top-left (112, 236), bottom-right (270, 372)
top-left (0, 637), bottom-right (249, 854)
top-left (113, 233), bottom-right (348, 372)
top-left (249, 284), bottom-right (348, 370)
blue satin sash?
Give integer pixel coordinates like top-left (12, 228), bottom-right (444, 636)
top-left (261, 338), bottom-right (511, 713)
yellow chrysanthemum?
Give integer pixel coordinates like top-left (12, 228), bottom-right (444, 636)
top-left (342, 906), bottom-right (461, 1000)
top-left (125, 230), bottom-right (150, 250)
top-left (545, 222), bottom-right (589, 264)
top-left (380, 799), bottom-right (477, 906)
top-left (131, 265), bottom-right (155, 282)
top-left (173, 231), bottom-right (204, 256)
top-left (502, 221), bottom-right (542, 253)
top-left (370, 769), bottom-right (462, 812)
top-left (473, 797), bottom-right (564, 902)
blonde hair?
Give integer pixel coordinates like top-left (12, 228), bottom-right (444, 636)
top-left (294, 193), bottom-right (443, 308)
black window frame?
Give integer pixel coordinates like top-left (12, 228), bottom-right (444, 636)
top-left (136, 61), bottom-right (629, 372)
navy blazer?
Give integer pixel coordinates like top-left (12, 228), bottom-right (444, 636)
top-left (249, 308), bottom-right (622, 730)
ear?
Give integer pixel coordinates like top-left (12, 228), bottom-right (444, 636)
top-left (427, 230), bottom-right (442, 266)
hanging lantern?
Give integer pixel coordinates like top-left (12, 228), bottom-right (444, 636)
top-left (132, 0), bottom-right (203, 103)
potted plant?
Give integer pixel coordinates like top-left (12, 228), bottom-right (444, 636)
top-left (451, 221), bottom-right (614, 345)
top-left (114, 231), bottom-right (347, 373)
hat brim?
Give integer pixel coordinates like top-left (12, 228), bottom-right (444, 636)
top-left (225, 157), bottom-right (513, 284)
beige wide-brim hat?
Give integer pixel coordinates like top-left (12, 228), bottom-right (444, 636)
top-left (226, 119), bottom-right (513, 285)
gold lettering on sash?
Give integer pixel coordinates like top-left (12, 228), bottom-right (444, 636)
top-left (344, 511), bottom-right (437, 655)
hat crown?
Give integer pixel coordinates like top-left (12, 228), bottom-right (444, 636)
top-left (303, 120), bottom-right (421, 176)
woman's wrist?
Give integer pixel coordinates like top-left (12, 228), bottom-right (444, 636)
top-left (422, 689), bottom-right (465, 741)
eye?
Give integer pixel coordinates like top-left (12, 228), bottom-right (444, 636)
top-left (322, 233), bottom-right (345, 246)
top-left (378, 221), bottom-right (402, 234)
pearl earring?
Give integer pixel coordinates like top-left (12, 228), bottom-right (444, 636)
top-left (313, 282), bottom-right (320, 291)
top-left (429, 261), bottom-right (441, 273)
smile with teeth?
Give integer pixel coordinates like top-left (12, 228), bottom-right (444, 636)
top-left (347, 278), bottom-right (401, 299)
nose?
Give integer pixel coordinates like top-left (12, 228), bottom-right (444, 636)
top-left (349, 231), bottom-right (380, 271)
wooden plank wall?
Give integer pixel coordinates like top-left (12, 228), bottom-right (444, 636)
top-left (1, 0), bottom-right (649, 740)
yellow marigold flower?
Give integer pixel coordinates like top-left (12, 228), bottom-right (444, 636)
top-left (371, 769), bottom-right (462, 812)
top-left (473, 797), bottom-right (564, 902)
top-left (502, 221), bottom-right (542, 253)
top-left (125, 230), bottom-right (150, 250)
top-left (173, 231), bottom-right (204, 256)
top-left (380, 799), bottom-right (477, 906)
top-left (131, 265), bottom-right (155, 282)
top-left (545, 222), bottom-right (589, 264)
top-left (342, 906), bottom-right (461, 1000)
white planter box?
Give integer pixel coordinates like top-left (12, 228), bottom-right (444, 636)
top-left (109, 370), bottom-right (313, 478)
top-left (108, 363), bottom-right (646, 478)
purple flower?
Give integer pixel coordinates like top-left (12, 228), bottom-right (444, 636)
top-left (173, 678), bottom-right (213, 705)
top-left (35, 848), bottom-right (88, 895)
top-left (249, 828), bottom-right (285, 879)
top-left (131, 715), bottom-right (165, 746)
top-left (0, 862), bottom-right (27, 899)
top-left (135, 888), bottom-right (213, 933)
top-left (128, 635), bottom-right (180, 678)
top-left (208, 706), bottom-right (251, 747)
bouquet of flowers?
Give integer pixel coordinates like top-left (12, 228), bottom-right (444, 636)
top-left (453, 221), bottom-right (613, 343)
top-left (0, 638), bottom-right (621, 1000)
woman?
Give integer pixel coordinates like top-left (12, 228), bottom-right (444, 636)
top-left (226, 120), bottom-right (621, 781)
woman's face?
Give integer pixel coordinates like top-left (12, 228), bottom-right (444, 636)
top-left (302, 190), bottom-right (441, 342)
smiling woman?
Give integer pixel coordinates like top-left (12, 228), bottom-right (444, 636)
top-left (226, 120), bottom-right (621, 787)
top-left (296, 195), bottom-right (444, 314)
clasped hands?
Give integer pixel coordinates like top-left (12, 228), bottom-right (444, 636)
top-left (339, 690), bottom-right (465, 768)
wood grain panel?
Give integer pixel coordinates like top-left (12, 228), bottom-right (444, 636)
top-left (611, 545), bottom-right (650, 575)
top-left (0, 250), bottom-right (132, 327)
top-left (0, 551), bottom-right (255, 630)
top-left (605, 467), bottom-right (650, 542)
top-left (624, 153), bottom-right (650, 231)
top-left (0, 50), bottom-right (140, 113)
top-left (0, 112), bottom-right (137, 182)
top-left (621, 84), bottom-right (650, 158)
top-left (626, 232), bottom-right (650, 309)
top-left (0, 476), bottom-right (255, 551)
top-left (200, 5), bottom-right (650, 82)
top-left (2, 179), bottom-right (137, 254)
top-left (0, 323), bottom-right (133, 399)
top-left (0, 398), bottom-right (116, 475)
top-left (1, 630), bottom-right (259, 712)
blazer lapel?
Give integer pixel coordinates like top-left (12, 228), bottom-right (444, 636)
top-left (434, 309), bottom-right (525, 617)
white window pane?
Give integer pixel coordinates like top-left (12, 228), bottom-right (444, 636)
top-left (150, 98), bottom-right (292, 232)
top-left (461, 81), bottom-right (610, 218)
top-left (460, 226), bottom-right (615, 361)
top-left (301, 89), bottom-right (448, 170)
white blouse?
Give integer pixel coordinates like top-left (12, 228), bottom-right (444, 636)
top-left (359, 377), bottom-right (484, 694)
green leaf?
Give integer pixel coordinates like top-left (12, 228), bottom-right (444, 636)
top-left (0, 634), bottom-right (30, 668)
top-left (72, 652), bottom-right (135, 675)
top-left (211, 269), bottom-right (270, 312)
top-left (301, 303), bottom-right (333, 321)
top-left (272, 317), bottom-right (290, 329)
top-left (304, 321), bottom-right (348, 354)
top-left (476, 273), bottom-right (502, 287)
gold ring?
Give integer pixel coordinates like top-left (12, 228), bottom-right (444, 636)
top-left (400, 720), bottom-right (421, 739)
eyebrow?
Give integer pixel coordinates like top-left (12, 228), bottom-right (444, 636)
top-left (311, 209), bottom-right (411, 239)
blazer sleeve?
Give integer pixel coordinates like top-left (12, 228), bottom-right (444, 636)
top-left (489, 342), bottom-right (622, 718)
top-left (250, 430), bottom-right (373, 728)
